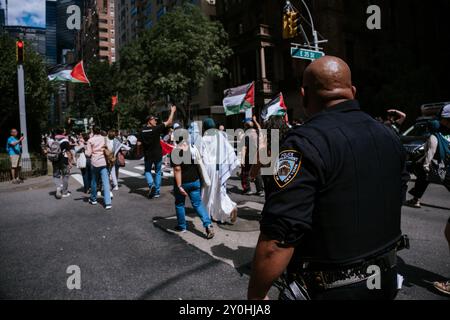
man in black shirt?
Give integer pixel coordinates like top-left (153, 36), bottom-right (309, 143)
top-left (138, 105), bottom-right (177, 199)
top-left (248, 56), bottom-right (408, 300)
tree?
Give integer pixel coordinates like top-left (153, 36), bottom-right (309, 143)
top-left (121, 2), bottom-right (232, 124)
top-left (0, 34), bottom-right (50, 151)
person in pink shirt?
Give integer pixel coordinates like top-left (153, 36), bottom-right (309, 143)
top-left (85, 127), bottom-right (112, 210)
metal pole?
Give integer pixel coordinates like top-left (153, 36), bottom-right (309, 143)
top-left (299, 0), bottom-right (318, 51)
top-left (17, 64), bottom-right (31, 171)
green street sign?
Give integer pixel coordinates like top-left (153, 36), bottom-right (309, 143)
top-left (291, 47), bottom-right (325, 61)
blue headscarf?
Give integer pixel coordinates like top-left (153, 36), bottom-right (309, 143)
top-left (429, 120), bottom-right (450, 162)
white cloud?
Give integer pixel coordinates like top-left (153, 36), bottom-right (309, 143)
top-left (7, 0), bottom-right (46, 27)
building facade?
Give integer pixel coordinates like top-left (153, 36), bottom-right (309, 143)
top-left (78, 0), bottom-right (116, 64)
top-left (217, 0), bottom-right (450, 123)
top-left (45, 0), bottom-right (57, 65)
top-left (2, 26), bottom-right (47, 58)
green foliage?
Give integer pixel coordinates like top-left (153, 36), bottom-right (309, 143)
top-left (0, 34), bottom-right (50, 151)
top-left (70, 3), bottom-right (232, 130)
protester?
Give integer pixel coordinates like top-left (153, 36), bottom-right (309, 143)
top-left (405, 105), bottom-right (450, 208)
top-left (241, 120), bottom-right (264, 196)
top-left (86, 127), bottom-right (112, 210)
top-left (77, 133), bottom-right (92, 194)
top-left (138, 105), bottom-right (176, 199)
top-left (112, 130), bottom-right (131, 190)
top-left (384, 109), bottom-right (407, 135)
top-left (49, 128), bottom-right (72, 199)
top-left (250, 115), bottom-right (290, 198)
top-left (6, 129), bottom-right (24, 184)
top-left (200, 118), bottom-right (240, 224)
top-left (172, 140), bottom-right (215, 239)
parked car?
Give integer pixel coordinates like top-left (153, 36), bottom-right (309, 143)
top-left (400, 102), bottom-right (448, 173)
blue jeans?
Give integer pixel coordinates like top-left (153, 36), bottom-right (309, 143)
top-left (145, 159), bottom-right (162, 195)
top-left (90, 166), bottom-right (111, 206)
top-left (175, 180), bottom-right (212, 230)
top-left (81, 158), bottom-right (92, 193)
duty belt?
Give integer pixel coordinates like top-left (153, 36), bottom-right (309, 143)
top-left (290, 235), bottom-right (409, 292)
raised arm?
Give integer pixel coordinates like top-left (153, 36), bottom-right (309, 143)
top-left (164, 105), bottom-right (177, 128)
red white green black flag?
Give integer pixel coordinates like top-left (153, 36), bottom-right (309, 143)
top-left (48, 61), bottom-right (90, 84)
top-left (222, 82), bottom-right (255, 116)
top-left (261, 93), bottom-right (288, 122)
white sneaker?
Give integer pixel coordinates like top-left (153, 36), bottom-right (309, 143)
top-left (110, 192), bottom-right (114, 199)
top-left (62, 192), bottom-right (72, 198)
top-left (97, 191), bottom-right (101, 197)
top-left (89, 199), bottom-right (98, 205)
top-left (105, 205), bottom-right (112, 210)
top-left (56, 187), bottom-right (62, 199)
top-left (113, 186), bottom-right (119, 191)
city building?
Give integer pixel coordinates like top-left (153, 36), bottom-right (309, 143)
top-left (45, 0), bottom-right (57, 65)
top-left (2, 25), bottom-right (47, 57)
top-left (0, 0), bottom-right (6, 28)
top-left (78, 0), bottom-right (116, 64)
top-left (217, 0), bottom-right (450, 124)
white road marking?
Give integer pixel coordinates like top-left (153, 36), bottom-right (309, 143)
top-left (71, 174), bottom-right (84, 186)
top-left (134, 166), bottom-right (145, 171)
top-left (119, 169), bottom-right (144, 178)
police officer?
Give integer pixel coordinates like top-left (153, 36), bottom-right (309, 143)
top-left (248, 56), bottom-right (409, 300)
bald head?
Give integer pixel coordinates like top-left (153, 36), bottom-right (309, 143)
top-left (301, 56), bottom-right (356, 115)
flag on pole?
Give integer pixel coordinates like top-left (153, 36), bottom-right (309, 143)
top-left (48, 61), bottom-right (90, 84)
top-left (261, 93), bottom-right (288, 122)
top-left (223, 82), bottom-right (255, 116)
top-left (112, 95), bottom-right (119, 112)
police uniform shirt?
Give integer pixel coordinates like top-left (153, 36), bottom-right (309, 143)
top-left (261, 100), bottom-right (408, 265)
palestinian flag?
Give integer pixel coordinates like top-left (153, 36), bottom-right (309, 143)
top-left (261, 93), bottom-right (288, 122)
top-left (48, 61), bottom-right (90, 84)
top-left (160, 140), bottom-right (175, 157)
top-left (223, 82), bottom-right (255, 116)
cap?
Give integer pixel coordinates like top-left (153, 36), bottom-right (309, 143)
top-left (173, 123), bottom-right (181, 130)
top-left (441, 104), bottom-right (450, 119)
top-left (146, 115), bottom-right (159, 123)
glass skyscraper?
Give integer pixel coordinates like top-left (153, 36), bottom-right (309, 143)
top-left (46, 0), bottom-right (57, 65)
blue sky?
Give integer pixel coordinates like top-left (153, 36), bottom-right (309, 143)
top-left (7, 0), bottom-right (47, 28)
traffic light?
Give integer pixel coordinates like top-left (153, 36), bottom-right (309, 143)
top-left (282, 12), bottom-right (290, 39)
top-left (16, 40), bottom-right (24, 64)
top-left (283, 10), bottom-right (299, 39)
top-left (288, 11), bottom-right (299, 38)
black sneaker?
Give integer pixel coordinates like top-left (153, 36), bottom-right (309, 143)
top-left (257, 191), bottom-right (265, 197)
top-left (174, 226), bottom-right (187, 233)
top-left (148, 186), bottom-right (155, 199)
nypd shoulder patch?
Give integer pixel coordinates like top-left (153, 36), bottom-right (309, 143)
top-left (274, 150), bottom-right (303, 188)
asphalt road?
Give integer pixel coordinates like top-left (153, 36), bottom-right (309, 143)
top-left (0, 160), bottom-right (448, 300)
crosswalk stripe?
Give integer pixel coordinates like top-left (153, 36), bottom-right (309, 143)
top-left (134, 166), bottom-right (145, 171)
top-left (119, 169), bottom-right (144, 178)
top-left (71, 174), bottom-right (84, 186)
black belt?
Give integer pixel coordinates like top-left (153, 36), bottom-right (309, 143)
top-left (288, 235), bottom-right (410, 292)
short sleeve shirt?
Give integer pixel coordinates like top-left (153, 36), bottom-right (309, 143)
top-left (7, 137), bottom-right (21, 156)
top-left (139, 124), bottom-right (165, 161)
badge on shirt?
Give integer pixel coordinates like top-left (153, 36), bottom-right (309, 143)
top-left (274, 150), bottom-right (302, 188)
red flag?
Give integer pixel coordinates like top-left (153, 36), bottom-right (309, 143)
top-left (112, 96), bottom-right (118, 112)
top-left (160, 140), bottom-right (175, 157)
top-left (70, 61), bottom-right (90, 84)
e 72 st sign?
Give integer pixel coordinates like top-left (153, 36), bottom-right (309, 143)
top-left (291, 47), bottom-right (325, 61)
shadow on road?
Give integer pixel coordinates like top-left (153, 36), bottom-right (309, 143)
top-left (210, 244), bottom-right (254, 276)
top-left (398, 257), bottom-right (449, 298)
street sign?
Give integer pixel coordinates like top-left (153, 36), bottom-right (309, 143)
top-left (291, 47), bottom-right (325, 61)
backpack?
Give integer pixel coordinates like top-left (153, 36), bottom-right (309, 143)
top-left (47, 140), bottom-right (62, 162)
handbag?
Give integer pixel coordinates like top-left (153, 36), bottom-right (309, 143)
top-left (76, 152), bottom-right (87, 169)
top-left (103, 138), bottom-right (116, 168)
top-left (117, 150), bottom-right (126, 167)
top-left (191, 145), bottom-right (211, 187)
